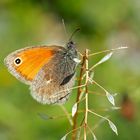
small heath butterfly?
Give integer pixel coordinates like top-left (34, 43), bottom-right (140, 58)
top-left (4, 29), bottom-right (80, 104)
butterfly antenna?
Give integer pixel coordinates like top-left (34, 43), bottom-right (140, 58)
top-left (69, 28), bottom-right (80, 41)
top-left (62, 19), bottom-right (68, 41)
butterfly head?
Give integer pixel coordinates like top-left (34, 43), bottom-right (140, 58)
top-left (66, 40), bottom-right (77, 59)
top-left (67, 40), bottom-right (76, 51)
top-left (65, 28), bottom-right (80, 59)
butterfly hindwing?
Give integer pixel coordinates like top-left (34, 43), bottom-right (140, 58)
top-left (31, 49), bottom-right (77, 104)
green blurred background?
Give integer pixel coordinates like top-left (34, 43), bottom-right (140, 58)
top-left (0, 0), bottom-right (140, 140)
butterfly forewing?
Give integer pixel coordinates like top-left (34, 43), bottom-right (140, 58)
top-left (4, 46), bottom-right (63, 84)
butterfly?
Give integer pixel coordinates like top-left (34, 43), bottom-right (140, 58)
top-left (4, 29), bottom-right (80, 104)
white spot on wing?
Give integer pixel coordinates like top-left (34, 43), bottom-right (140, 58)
top-left (45, 79), bottom-right (52, 85)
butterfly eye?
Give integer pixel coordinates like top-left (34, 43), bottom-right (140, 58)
top-left (14, 57), bottom-right (22, 66)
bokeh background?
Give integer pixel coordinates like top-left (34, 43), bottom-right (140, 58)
top-left (0, 0), bottom-right (140, 140)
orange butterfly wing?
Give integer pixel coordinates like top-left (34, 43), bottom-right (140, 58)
top-left (15, 47), bottom-right (54, 81)
top-left (4, 46), bottom-right (63, 84)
